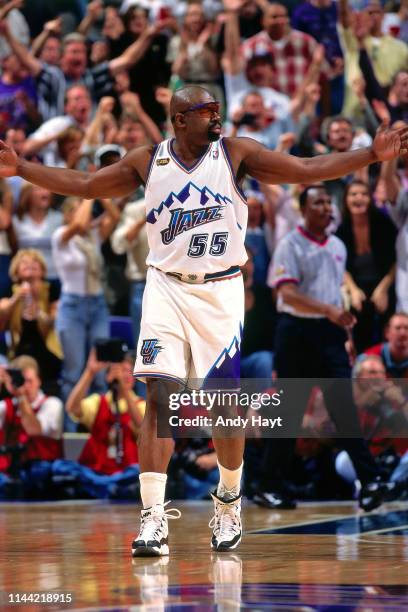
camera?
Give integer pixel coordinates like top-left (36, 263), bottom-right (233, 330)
top-left (234, 113), bottom-right (257, 127)
top-left (367, 396), bottom-right (408, 432)
top-left (95, 338), bottom-right (128, 363)
top-left (7, 368), bottom-right (25, 388)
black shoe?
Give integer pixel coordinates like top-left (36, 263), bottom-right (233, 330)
top-left (358, 479), bottom-right (399, 512)
top-left (252, 490), bottom-right (297, 510)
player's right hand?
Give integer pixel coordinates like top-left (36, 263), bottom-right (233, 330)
top-left (0, 140), bottom-right (18, 177)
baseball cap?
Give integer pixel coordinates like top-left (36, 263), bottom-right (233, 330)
top-left (94, 144), bottom-right (126, 168)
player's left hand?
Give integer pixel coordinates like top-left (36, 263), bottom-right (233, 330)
top-left (372, 120), bottom-right (408, 161)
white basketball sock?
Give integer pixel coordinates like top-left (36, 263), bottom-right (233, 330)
top-left (140, 472), bottom-right (167, 508)
top-left (217, 462), bottom-right (243, 500)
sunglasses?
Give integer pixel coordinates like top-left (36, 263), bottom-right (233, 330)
top-left (172, 101), bottom-right (221, 121)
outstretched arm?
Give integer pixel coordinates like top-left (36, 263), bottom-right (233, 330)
top-left (232, 122), bottom-right (408, 184)
top-left (0, 141), bottom-right (149, 198)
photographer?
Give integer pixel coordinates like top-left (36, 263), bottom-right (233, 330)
top-left (228, 91), bottom-right (295, 151)
top-left (353, 355), bottom-right (408, 455)
top-left (335, 355), bottom-right (408, 496)
top-left (0, 355), bottom-right (63, 499)
top-left (53, 343), bottom-right (145, 499)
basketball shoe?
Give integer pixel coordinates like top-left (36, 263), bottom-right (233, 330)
top-left (132, 502), bottom-right (181, 557)
top-left (209, 491), bottom-right (242, 551)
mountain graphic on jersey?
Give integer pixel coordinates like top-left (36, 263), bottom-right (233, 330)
top-left (146, 181), bottom-right (232, 225)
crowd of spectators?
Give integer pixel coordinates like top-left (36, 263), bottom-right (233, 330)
top-left (0, 0), bottom-right (408, 505)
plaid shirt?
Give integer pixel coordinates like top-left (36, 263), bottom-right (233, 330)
top-left (241, 29), bottom-right (320, 98)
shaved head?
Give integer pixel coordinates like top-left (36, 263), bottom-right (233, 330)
top-left (170, 85), bottom-right (222, 144)
top-left (170, 85), bottom-right (215, 120)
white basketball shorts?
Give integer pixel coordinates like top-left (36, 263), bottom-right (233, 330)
top-left (133, 267), bottom-right (244, 388)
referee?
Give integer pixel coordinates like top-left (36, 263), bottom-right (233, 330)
top-left (254, 184), bottom-right (389, 512)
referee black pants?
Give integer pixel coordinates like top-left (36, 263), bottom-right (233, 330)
top-left (260, 314), bottom-right (380, 490)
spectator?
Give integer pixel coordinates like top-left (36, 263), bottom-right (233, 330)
top-left (365, 312), bottom-right (408, 378)
top-left (0, 53), bottom-right (40, 137)
top-left (241, 2), bottom-right (327, 98)
top-left (335, 354), bottom-right (408, 496)
top-left (338, 0), bottom-right (408, 119)
top-left (0, 249), bottom-right (62, 389)
top-left (55, 126), bottom-right (86, 171)
top-left (259, 182), bottom-right (302, 247)
top-left (228, 90), bottom-right (295, 150)
top-left (358, 44), bottom-right (408, 125)
top-left (292, 0), bottom-right (344, 113)
top-left (22, 84), bottom-right (92, 166)
top-left (52, 348), bottom-right (145, 499)
top-left (353, 354), bottom-right (408, 452)
top-left (119, 92), bottom-right (162, 145)
top-left (222, 0), bottom-right (294, 120)
top-left (256, 184), bottom-right (388, 511)
top-left (102, 3), bottom-right (172, 126)
top-left (216, 0), bottom-right (263, 55)
top-left (1, 24), bottom-right (164, 120)
top-left (51, 196), bottom-right (119, 417)
top-left (336, 179), bottom-right (397, 352)
top-left (320, 115), bottom-right (371, 208)
top-left (168, 2), bottom-right (222, 104)
top-left (31, 17), bottom-right (62, 65)
top-left (292, 0), bottom-right (343, 67)
top-left (111, 196), bottom-right (148, 348)
top-left (0, 0), bottom-right (30, 60)
top-left (116, 112), bottom-right (155, 157)
top-left (381, 154), bottom-right (408, 312)
top-left (0, 355), bottom-right (63, 499)
top-left (244, 191), bottom-right (273, 286)
top-left (13, 184), bottom-right (63, 281)
top-left (91, 144), bottom-right (130, 316)
top-left (0, 178), bottom-right (14, 297)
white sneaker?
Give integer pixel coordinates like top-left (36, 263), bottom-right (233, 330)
top-left (132, 502), bottom-right (181, 557)
top-left (209, 491), bottom-right (242, 552)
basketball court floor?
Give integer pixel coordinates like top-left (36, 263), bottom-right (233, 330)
top-left (1, 499), bottom-right (408, 610)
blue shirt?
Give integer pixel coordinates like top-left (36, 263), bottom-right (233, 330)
top-left (291, 1), bottom-right (342, 64)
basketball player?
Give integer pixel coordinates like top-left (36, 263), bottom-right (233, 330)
top-left (0, 86), bottom-right (406, 556)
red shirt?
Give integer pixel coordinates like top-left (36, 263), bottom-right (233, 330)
top-left (79, 394), bottom-right (139, 475)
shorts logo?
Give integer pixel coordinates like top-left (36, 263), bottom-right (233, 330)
top-left (156, 158), bottom-right (170, 166)
top-left (141, 338), bottom-right (163, 365)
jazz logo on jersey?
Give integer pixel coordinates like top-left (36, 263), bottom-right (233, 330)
top-left (161, 205), bottom-right (224, 245)
top-left (141, 339), bottom-right (163, 365)
top-left (157, 158), bottom-right (170, 166)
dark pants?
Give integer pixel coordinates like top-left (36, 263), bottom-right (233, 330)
top-left (260, 314), bottom-right (380, 490)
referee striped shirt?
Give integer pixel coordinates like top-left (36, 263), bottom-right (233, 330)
top-left (268, 226), bottom-right (346, 318)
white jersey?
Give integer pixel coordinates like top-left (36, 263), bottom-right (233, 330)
top-left (144, 138), bottom-right (248, 276)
